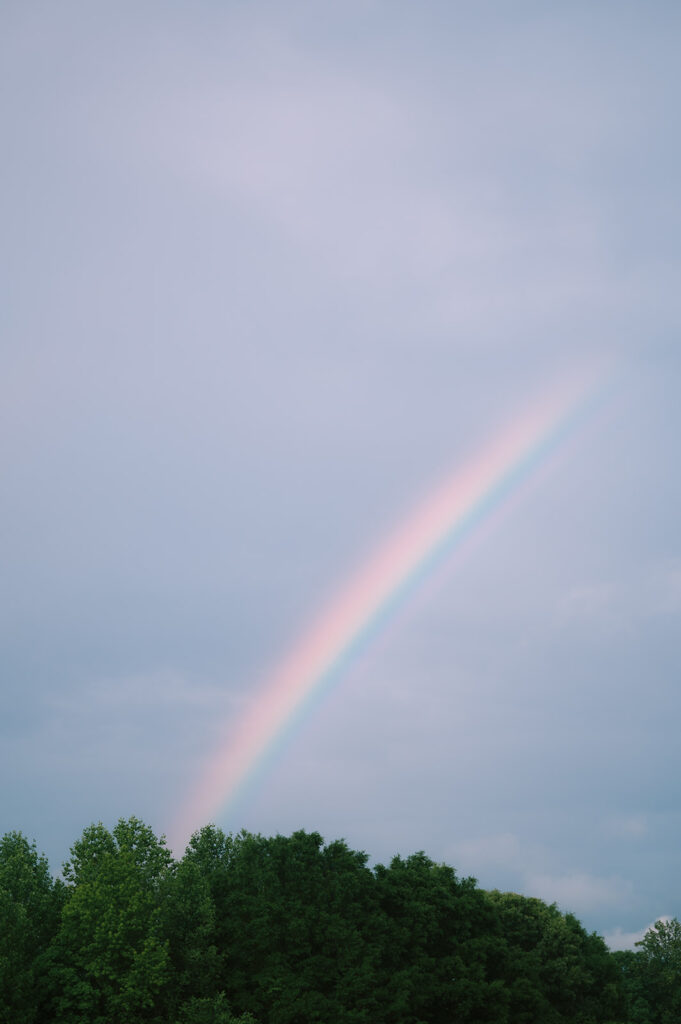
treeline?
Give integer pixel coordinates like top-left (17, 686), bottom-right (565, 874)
top-left (0, 819), bottom-right (679, 1023)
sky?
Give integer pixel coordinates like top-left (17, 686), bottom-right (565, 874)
top-left (2, 0), bottom-right (680, 949)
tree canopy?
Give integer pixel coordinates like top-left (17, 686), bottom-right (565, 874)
top-left (0, 818), bottom-right (678, 1024)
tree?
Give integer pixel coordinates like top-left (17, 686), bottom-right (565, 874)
top-left (611, 949), bottom-right (653, 1024)
top-left (159, 852), bottom-right (221, 1017)
top-left (373, 853), bottom-right (508, 1024)
top-left (174, 992), bottom-right (259, 1024)
top-left (183, 827), bottom-right (381, 1023)
top-left (635, 918), bottom-right (681, 1024)
top-left (50, 817), bottom-right (172, 1024)
top-left (0, 831), bottom-right (64, 1024)
top-left (488, 891), bottom-right (623, 1024)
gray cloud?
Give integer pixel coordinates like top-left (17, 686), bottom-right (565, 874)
top-left (2, 0), bottom-right (680, 938)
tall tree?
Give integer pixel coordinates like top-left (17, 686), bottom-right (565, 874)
top-left (50, 817), bottom-right (172, 1024)
top-left (183, 827), bottom-right (381, 1023)
top-left (373, 852), bottom-right (508, 1024)
top-left (611, 949), bottom-right (653, 1024)
top-left (635, 918), bottom-right (681, 1024)
top-left (0, 831), bottom-right (64, 1024)
top-left (488, 890), bottom-right (623, 1023)
top-left (159, 853), bottom-right (221, 1018)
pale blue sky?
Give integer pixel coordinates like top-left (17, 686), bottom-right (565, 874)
top-left (2, 0), bottom-right (680, 948)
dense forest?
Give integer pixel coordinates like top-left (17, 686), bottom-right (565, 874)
top-left (1, 819), bottom-right (679, 1024)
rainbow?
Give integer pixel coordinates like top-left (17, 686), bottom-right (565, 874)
top-left (171, 371), bottom-right (606, 848)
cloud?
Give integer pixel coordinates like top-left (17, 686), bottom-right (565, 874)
top-left (647, 561), bottom-right (681, 615)
top-left (2, 0), bottom-right (681, 942)
top-left (525, 872), bottom-right (633, 915)
top-left (52, 670), bottom-right (238, 713)
top-left (605, 916), bottom-right (672, 952)
top-left (73, 12), bottom-right (640, 364)
top-left (601, 814), bottom-right (648, 840)
top-left (449, 832), bottom-right (526, 873)
top-left (18, 669), bottom-right (242, 802)
top-left (558, 559), bottom-right (681, 631)
top-left (559, 582), bottom-right (621, 623)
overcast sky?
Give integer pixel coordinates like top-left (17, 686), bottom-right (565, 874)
top-left (2, 0), bottom-right (680, 949)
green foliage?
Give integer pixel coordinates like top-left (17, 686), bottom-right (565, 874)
top-left (633, 918), bottom-right (681, 1024)
top-left (0, 832), bottom-right (64, 1024)
top-left (612, 950), bottom-right (653, 1024)
top-left (0, 818), bottom-right (678, 1024)
top-left (174, 992), bottom-right (258, 1024)
top-left (373, 852), bottom-right (508, 1023)
top-left (184, 826), bottom-right (381, 1022)
top-left (159, 853), bottom-right (221, 1018)
top-left (50, 817), bottom-right (173, 1024)
top-left (488, 891), bottom-right (624, 1024)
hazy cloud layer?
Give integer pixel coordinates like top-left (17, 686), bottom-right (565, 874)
top-left (2, 1), bottom-right (680, 945)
